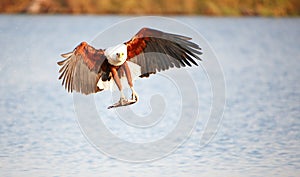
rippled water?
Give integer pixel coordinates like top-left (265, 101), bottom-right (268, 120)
top-left (0, 16), bottom-right (299, 176)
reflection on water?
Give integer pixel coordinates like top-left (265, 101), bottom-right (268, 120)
top-left (0, 16), bottom-right (299, 176)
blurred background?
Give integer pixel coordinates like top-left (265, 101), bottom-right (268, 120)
top-left (1, 0), bottom-right (300, 177)
top-left (1, 0), bottom-right (300, 16)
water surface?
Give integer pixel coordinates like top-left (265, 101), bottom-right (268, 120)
top-left (0, 16), bottom-right (299, 177)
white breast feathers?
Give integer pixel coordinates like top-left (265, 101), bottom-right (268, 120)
top-left (104, 44), bottom-right (127, 66)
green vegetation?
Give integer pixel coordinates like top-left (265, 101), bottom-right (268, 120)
top-left (1, 0), bottom-right (299, 16)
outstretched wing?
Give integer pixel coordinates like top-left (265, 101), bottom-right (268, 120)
top-left (125, 28), bottom-right (202, 77)
top-left (57, 42), bottom-right (107, 94)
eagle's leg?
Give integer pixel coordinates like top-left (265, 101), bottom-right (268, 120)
top-left (111, 66), bottom-right (126, 105)
top-left (123, 61), bottom-right (139, 102)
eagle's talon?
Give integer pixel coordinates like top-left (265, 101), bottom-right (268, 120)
top-left (119, 97), bottom-right (127, 105)
top-left (131, 92), bottom-right (139, 102)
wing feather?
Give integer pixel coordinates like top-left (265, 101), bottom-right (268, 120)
top-left (125, 28), bottom-right (202, 77)
top-left (57, 42), bottom-right (106, 94)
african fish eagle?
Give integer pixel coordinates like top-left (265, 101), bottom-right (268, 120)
top-left (57, 27), bottom-right (202, 107)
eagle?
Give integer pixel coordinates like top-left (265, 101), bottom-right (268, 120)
top-left (57, 27), bottom-right (202, 108)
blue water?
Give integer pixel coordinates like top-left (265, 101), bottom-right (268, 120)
top-left (0, 16), bottom-right (299, 176)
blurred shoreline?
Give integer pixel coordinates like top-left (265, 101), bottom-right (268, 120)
top-left (1, 0), bottom-right (299, 17)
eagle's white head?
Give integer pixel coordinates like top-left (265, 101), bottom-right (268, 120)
top-left (104, 44), bottom-right (127, 66)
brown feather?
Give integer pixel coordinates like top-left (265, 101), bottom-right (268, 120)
top-left (57, 42), bottom-right (107, 94)
top-left (125, 27), bottom-right (202, 78)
